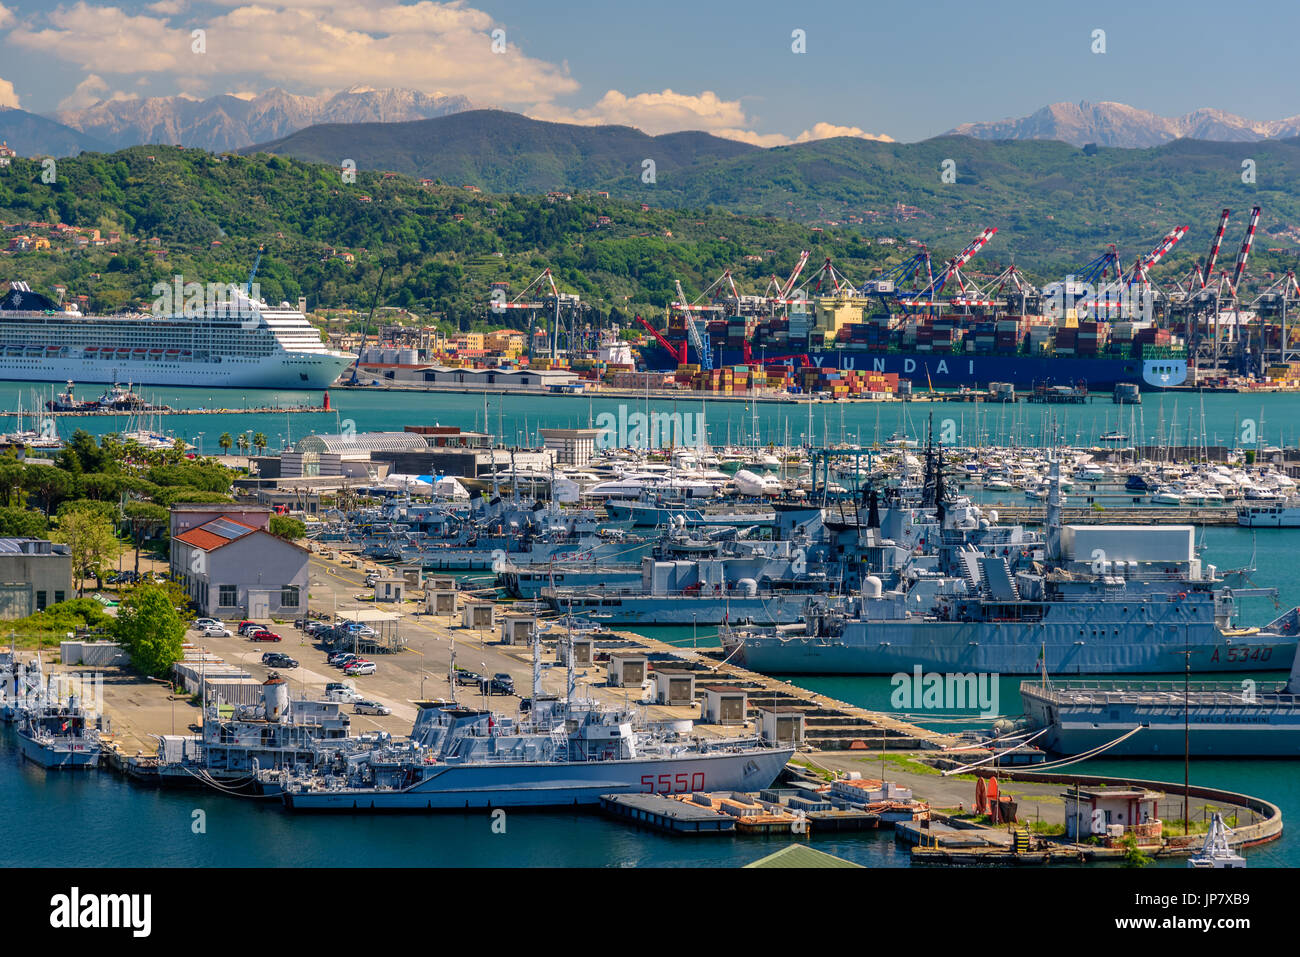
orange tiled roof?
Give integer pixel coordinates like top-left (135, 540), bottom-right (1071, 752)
top-left (173, 515), bottom-right (257, 552)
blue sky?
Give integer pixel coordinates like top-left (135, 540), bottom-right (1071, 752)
top-left (2, 0), bottom-right (1299, 143)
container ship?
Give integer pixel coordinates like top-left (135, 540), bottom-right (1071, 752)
top-left (0, 282), bottom-right (355, 389)
top-left (637, 301), bottom-right (1188, 391)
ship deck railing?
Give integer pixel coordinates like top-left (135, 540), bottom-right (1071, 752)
top-left (1022, 679), bottom-right (1296, 708)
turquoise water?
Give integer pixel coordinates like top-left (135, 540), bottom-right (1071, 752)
top-left (0, 725), bottom-right (907, 868)
top-left (5, 385), bottom-right (1300, 865)
top-left (6, 381), bottom-right (1300, 452)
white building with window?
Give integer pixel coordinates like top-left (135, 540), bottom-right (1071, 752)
top-left (169, 509), bottom-right (309, 619)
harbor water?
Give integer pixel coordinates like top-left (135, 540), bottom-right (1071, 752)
top-left (6, 384), bottom-right (1300, 865)
top-left (5, 382), bottom-right (1300, 453)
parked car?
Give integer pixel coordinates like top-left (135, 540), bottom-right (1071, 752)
top-left (262, 653), bottom-right (299, 669)
top-left (354, 699), bottom-right (391, 716)
top-left (454, 669), bottom-right (483, 686)
top-left (330, 653), bottom-right (358, 668)
top-left (237, 621), bottom-right (260, 636)
top-left (248, 630), bottom-right (281, 642)
top-left (202, 625), bottom-right (233, 638)
top-left (326, 687), bottom-right (364, 704)
top-left (486, 673), bottom-right (515, 695)
top-left (192, 618), bottom-right (219, 630)
top-left (325, 681), bottom-right (354, 695)
top-left (343, 660), bottom-right (376, 676)
top-left (108, 571), bottom-right (140, 585)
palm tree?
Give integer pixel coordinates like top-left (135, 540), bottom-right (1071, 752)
top-left (218, 432), bottom-right (233, 454)
top-left (236, 433), bottom-right (250, 455)
top-left (252, 432), bottom-right (268, 455)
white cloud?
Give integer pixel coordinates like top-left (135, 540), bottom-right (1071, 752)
top-left (11, 1), bottom-right (577, 108)
top-left (536, 89), bottom-right (751, 135)
top-left (0, 3), bottom-right (12, 30)
top-left (0, 77), bottom-right (19, 110)
top-left (14, 4), bottom-right (895, 144)
top-left (795, 122), bottom-right (894, 144)
top-left (57, 73), bottom-right (109, 111)
top-left (533, 88), bottom-right (893, 147)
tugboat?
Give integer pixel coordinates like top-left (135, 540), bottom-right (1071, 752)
top-left (14, 691), bottom-right (103, 769)
top-left (93, 382), bottom-right (167, 412)
top-left (46, 380), bottom-right (93, 412)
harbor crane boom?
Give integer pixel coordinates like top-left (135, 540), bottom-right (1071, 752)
top-left (1229, 205), bottom-right (1262, 297)
top-left (1199, 208), bottom-right (1231, 290)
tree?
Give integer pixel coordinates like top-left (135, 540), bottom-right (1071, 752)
top-left (0, 457), bottom-right (24, 507)
top-left (0, 506), bottom-right (48, 538)
top-left (123, 501), bottom-right (169, 575)
top-left (236, 433), bottom-right (250, 455)
top-left (269, 514), bottom-right (306, 541)
top-left (22, 463), bottom-right (74, 515)
top-left (51, 506), bottom-right (121, 596)
top-left (218, 432), bottom-right (233, 454)
top-left (252, 432), bottom-right (268, 454)
top-left (111, 582), bottom-right (185, 678)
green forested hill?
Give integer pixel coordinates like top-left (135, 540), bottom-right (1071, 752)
top-left (3, 124), bottom-right (1300, 327)
top-left (246, 111), bottom-right (1300, 276)
top-left (0, 146), bottom-right (892, 325)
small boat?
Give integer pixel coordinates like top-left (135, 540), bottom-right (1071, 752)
top-left (15, 692), bottom-right (103, 769)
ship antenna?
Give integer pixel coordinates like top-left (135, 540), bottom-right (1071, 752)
top-left (531, 624), bottom-right (542, 705)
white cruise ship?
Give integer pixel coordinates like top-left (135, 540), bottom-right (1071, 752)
top-left (0, 282), bottom-right (355, 389)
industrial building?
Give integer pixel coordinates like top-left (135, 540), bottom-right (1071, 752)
top-left (169, 507), bottom-right (309, 619)
top-left (0, 538), bottom-right (74, 618)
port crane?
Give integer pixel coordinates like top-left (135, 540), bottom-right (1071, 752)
top-left (1182, 206), bottom-right (1261, 372)
top-left (245, 245), bottom-right (264, 294)
top-left (895, 227), bottom-right (998, 314)
top-left (348, 264), bottom-right (388, 386)
top-left (762, 249), bottom-right (811, 312)
top-left (975, 263), bottom-right (1041, 314)
top-left (486, 267), bottom-right (582, 359)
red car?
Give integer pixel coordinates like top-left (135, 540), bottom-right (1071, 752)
top-left (249, 630), bottom-right (281, 642)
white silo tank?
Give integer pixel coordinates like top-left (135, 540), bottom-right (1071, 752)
top-left (398, 348), bottom-right (418, 365)
top-left (262, 675), bottom-right (290, 721)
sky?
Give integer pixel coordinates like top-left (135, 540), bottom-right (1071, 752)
top-left (2, 0), bottom-right (1300, 144)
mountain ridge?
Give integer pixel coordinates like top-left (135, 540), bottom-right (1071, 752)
top-left (949, 100), bottom-right (1300, 147)
top-left (54, 87), bottom-right (476, 152)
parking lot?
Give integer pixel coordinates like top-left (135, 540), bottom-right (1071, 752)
top-left (183, 553), bottom-right (707, 738)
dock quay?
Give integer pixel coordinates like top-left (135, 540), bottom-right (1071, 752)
top-left (599, 791), bottom-right (810, 836)
top-left (23, 548), bottom-right (1279, 868)
top-left (895, 767), bottom-right (1283, 866)
top-left (599, 785), bottom-right (902, 837)
top-left (974, 505), bottom-right (1241, 526)
top-left (25, 405), bottom-right (329, 418)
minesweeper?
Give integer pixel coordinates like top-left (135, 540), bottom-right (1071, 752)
top-left (1020, 612), bottom-right (1300, 757)
top-left (14, 691), bottom-right (103, 769)
top-left (721, 461), bottom-right (1299, 675)
top-left (277, 696), bottom-right (793, 811)
top-left (274, 638), bottom-right (793, 810)
top-left (151, 673), bottom-right (355, 788)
